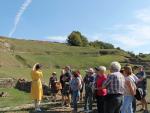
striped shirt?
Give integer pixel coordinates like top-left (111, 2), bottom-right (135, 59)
top-left (103, 72), bottom-right (125, 95)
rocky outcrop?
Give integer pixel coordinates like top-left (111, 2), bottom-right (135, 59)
top-left (0, 78), bottom-right (16, 88)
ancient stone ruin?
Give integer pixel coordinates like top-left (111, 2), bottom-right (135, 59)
top-left (0, 78), bottom-right (50, 96)
top-left (0, 78), bottom-right (16, 88)
top-left (15, 78), bottom-right (51, 95)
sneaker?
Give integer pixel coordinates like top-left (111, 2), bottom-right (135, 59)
top-left (140, 108), bottom-right (145, 111)
top-left (65, 104), bottom-right (71, 108)
top-left (87, 110), bottom-right (93, 113)
top-left (61, 102), bottom-right (64, 106)
top-left (35, 108), bottom-right (42, 112)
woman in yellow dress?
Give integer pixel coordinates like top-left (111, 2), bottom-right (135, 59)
top-left (31, 63), bottom-right (43, 112)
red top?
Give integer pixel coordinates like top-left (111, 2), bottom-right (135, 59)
top-left (96, 74), bottom-right (107, 96)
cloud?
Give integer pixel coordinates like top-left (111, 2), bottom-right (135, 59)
top-left (135, 8), bottom-right (150, 23)
top-left (46, 36), bottom-right (67, 42)
top-left (112, 34), bottom-right (148, 48)
top-left (9, 0), bottom-right (32, 37)
top-left (105, 8), bottom-right (150, 53)
top-left (110, 24), bottom-right (150, 53)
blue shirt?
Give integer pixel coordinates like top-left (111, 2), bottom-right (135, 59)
top-left (136, 71), bottom-right (147, 90)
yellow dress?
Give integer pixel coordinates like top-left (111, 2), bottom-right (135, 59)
top-left (31, 70), bottom-right (43, 101)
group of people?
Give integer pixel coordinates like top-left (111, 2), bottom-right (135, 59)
top-left (30, 62), bottom-right (148, 113)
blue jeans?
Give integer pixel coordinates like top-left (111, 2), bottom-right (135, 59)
top-left (72, 90), bottom-right (80, 111)
top-left (121, 95), bottom-right (134, 113)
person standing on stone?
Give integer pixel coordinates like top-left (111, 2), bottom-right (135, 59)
top-left (121, 66), bottom-right (136, 113)
top-left (70, 71), bottom-right (82, 113)
top-left (136, 66), bottom-right (148, 112)
top-left (49, 72), bottom-right (57, 102)
top-left (31, 63), bottom-right (43, 112)
top-left (84, 68), bottom-right (95, 112)
top-left (103, 61), bottom-right (125, 113)
top-left (61, 66), bottom-right (72, 107)
top-left (95, 66), bottom-right (107, 113)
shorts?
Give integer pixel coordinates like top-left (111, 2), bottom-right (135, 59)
top-left (51, 87), bottom-right (58, 94)
top-left (62, 84), bottom-right (70, 96)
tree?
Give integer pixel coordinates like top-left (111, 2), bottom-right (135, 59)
top-left (67, 31), bottom-right (88, 46)
top-left (67, 31), bottom-right (82, 46)
top-left (81, 36), bottom-right (89, 47)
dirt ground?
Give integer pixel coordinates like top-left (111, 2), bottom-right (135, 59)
top-left (0, 94), bottom-right (150, 113)
top-left (1, 100), bottom-right (149, 113)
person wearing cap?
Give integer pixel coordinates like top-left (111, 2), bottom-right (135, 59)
top-left (83, 68), bottom-right (95, 112)
top-left (49, 72), bottom-right (58, 102)
top-left (102, 61), bottom-right (125, 113)
top-left (136, 66), bottom-right (148, 112)
top-left (95, 66), bottom-right (107, 113)
top-left (31, 63), bottom-right (43, 112)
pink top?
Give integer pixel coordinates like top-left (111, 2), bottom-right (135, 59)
top-left (96, 74), bottom-right (107, 96)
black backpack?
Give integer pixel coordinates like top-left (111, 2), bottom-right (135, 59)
top-left (135, 88), bottom-right (143, 100)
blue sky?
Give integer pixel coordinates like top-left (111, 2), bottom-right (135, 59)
top-left (0, 0), bottom-right (150, 53)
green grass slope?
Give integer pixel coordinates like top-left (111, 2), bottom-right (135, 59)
top-left (0, 36), bottom-right (130, 79)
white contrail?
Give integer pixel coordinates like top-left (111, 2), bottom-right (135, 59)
top-left (9, 0), bottom-right (32, 37)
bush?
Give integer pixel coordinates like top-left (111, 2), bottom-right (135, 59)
top-left (89, 40), bottom-right (114, 49)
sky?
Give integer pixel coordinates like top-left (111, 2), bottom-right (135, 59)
top-left (0, 0), bottom-right (150, 54)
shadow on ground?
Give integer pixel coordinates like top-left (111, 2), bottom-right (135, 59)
top-left (0, 102), bottom-right (149, 113)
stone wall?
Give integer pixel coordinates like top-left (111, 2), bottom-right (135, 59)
top-left (0, 78), bottom-right (16, 88)
top-left (15, 79), bottom-right (51, 95)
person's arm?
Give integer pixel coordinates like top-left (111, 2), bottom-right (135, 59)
top-left (32, 63), bottom-right (39, 71)
top-left (77, 78), bottom-right (81, 90)
top-left (127, 80), bottom-right (136, 96)
top-left (102, 76), bottom-right (111, 88)
top-left (49, 78), bottom-right (51, 88)
top-left (137, 71), bottom-right (146, 81)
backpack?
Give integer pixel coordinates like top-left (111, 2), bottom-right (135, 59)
top-left (130, 76), bottom-right (144, 100)
top-left (135, 88), bottom-right (143, 100)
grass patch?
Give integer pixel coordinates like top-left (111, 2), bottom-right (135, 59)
top-left (0, 88), bottom-right (31, 108)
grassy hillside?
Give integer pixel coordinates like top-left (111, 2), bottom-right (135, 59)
top-left (0, 36), bottom-right (131, 79)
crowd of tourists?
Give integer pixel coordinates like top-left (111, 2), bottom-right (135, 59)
top-left (30, 62), bottom-right (148, 113)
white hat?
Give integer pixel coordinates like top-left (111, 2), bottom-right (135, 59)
top-left (87, 68), bottom-right (95, 73)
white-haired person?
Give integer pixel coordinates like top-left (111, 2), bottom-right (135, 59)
top-left (31, 63), bottom-right (43, 112)
top-left (102, 61), bottom-right (125, 113)
top-left (121, 66), bottom-right (136, 113)
top-left (95, 66), bottom-right (107, 113)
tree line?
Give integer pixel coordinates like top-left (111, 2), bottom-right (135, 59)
top-left (67, 31), bottom-right (114, 49)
